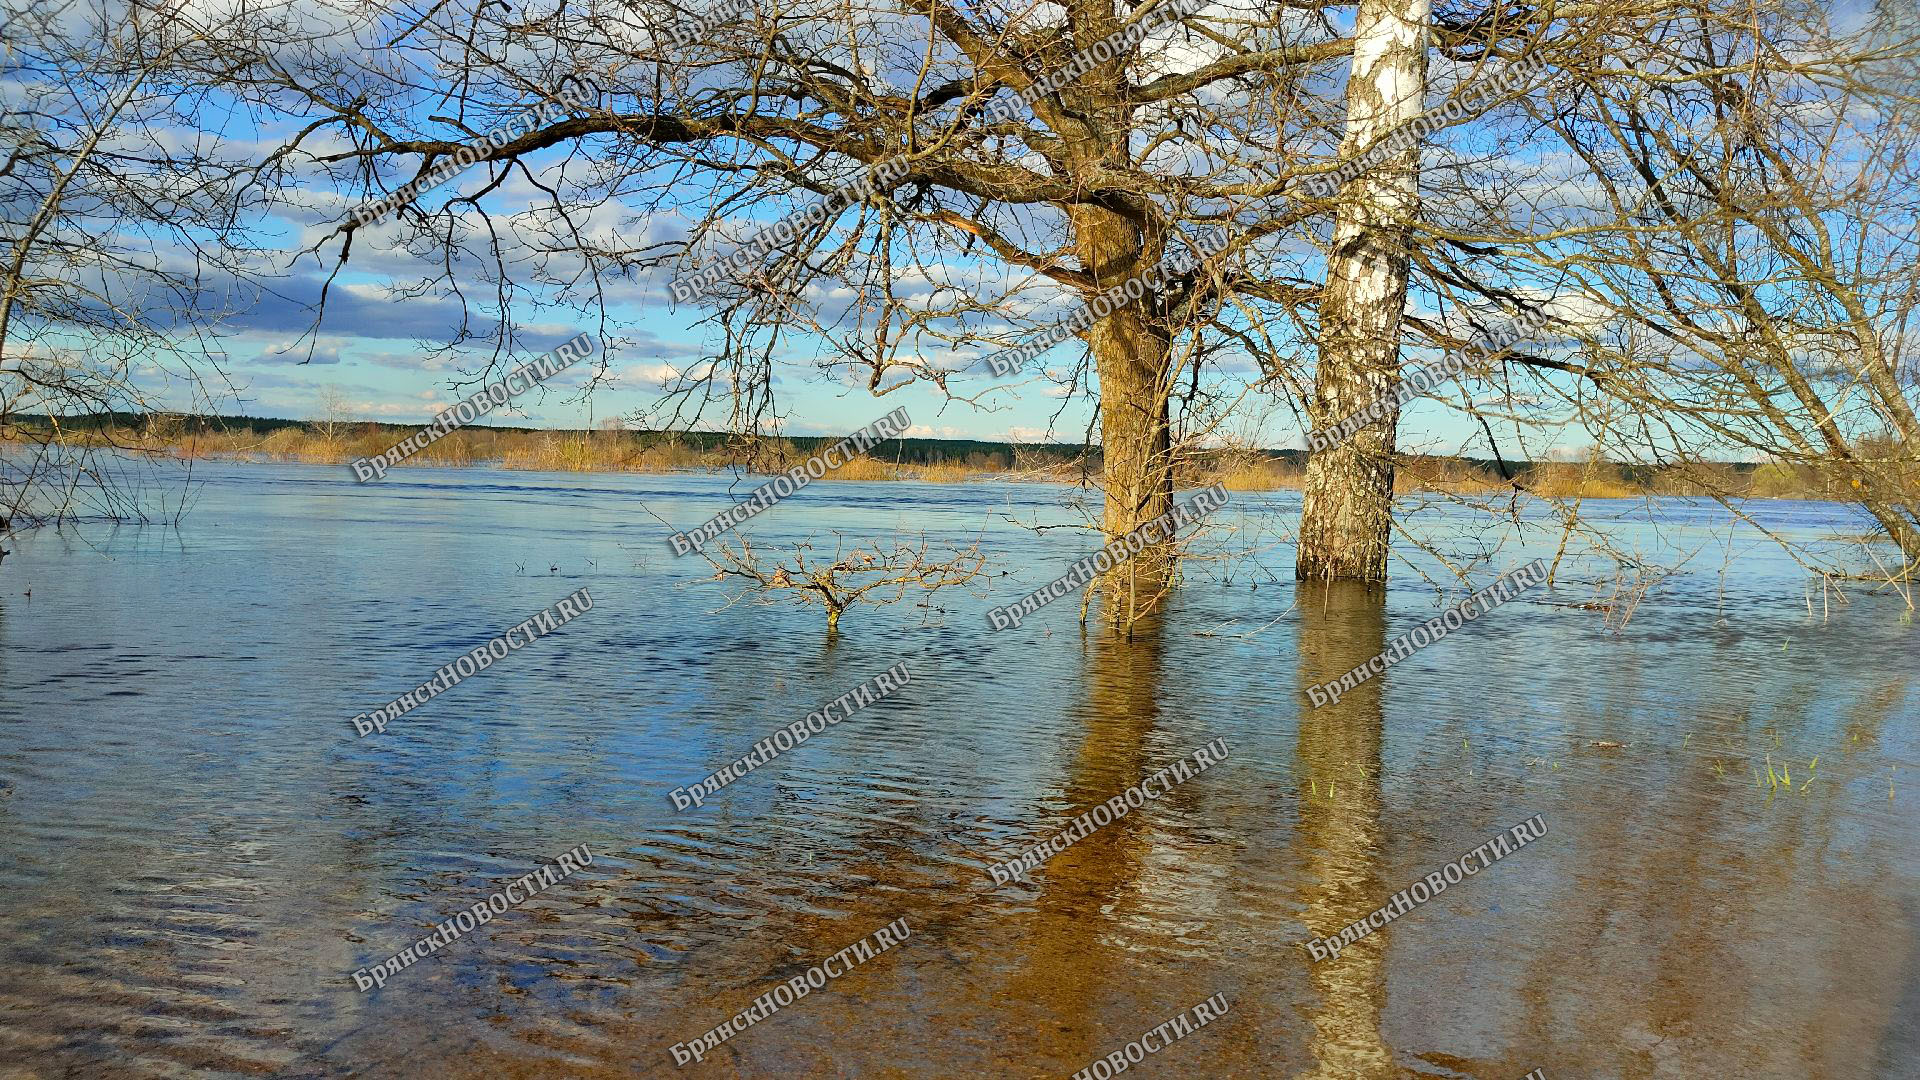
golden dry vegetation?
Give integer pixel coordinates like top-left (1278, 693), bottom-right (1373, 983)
top-left (6, 420), bottom-right (1884, 502)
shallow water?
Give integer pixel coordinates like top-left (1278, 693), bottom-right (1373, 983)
top-left (0, 462), bottom-right (1915, 1079)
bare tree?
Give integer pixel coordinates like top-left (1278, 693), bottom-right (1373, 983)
top-left (1280, 0), bottom-right (1920, 586)
top-left (1420, 0), bottom-right (1920, 578)
top-left (221, 0), bottom-right (1400, 613)
top-left (310, 384), bottom-right (354, 448)
top-left (700, 533), bottom-right (988, 633)
top-left (188, 0), bottom-right (1916, 598)
top-left (1, 0), bottom-right (270, 534)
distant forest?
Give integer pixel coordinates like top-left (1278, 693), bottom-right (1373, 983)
top-left (9, 410), bottom-right (1766, 483)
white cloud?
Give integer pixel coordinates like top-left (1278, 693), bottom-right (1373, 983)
top-left (999, 425), bottom-right (1058, 444)
top-left (902, 423), bottom-right (971, 438)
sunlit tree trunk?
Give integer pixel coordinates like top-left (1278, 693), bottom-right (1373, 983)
top-left (1298, 0), bottom-right (1431, 583)
top-left (1069, 205), bottom-right (1177, 624)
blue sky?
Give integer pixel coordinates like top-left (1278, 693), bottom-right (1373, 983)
top-left (140, 0), bottom-right (1695, 461)
top-left (18, 0), bottom-right (1901, 461)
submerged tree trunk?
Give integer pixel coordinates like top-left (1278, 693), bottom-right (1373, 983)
top-left (1071, 205), bottom-right (1178, 626)
top-left (1298, 0), bottom-right (1431, 583)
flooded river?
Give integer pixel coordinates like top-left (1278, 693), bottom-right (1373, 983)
top-left (0, 462), bottom-right (1914, 1078)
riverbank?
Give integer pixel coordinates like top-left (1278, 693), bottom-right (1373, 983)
top-left (1, 418), bottom-right (1864, 501)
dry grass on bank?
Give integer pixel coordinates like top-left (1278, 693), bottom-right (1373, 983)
top-left (1211, 457), bottom-right (1304, 492)
top-left (1202, 453), bottom-right (1874, 502)
top-left (814, 455), bottom-right (896, 482)
top-left (16, 423), bottom-right (995, 483)
top-left (1518, 461), bottom-right (1638, 499)
top-left (8, 421), bottom-right (1888, 503)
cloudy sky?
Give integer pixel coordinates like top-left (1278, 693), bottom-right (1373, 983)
top-left (30, 0), bottom-right (1644, 460)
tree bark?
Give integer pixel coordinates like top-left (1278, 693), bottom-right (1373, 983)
top-left (1070, 204), bottom-right (1177, 626)
top-left (1297, 0), bottom-right (1431, 583)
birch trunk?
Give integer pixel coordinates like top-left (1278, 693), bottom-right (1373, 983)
top-left (1297, 0), bottom-right (1431, 583)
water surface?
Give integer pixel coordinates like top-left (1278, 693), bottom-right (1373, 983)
top-left (0, 462), bottom-right (1914, 1078)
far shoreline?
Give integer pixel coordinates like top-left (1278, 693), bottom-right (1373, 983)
top-left (2, 414), bottom-right (1863, 502)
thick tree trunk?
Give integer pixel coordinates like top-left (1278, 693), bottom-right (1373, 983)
top-left (1070, 204), bottom-right (1177, 626)
top-left (1297, 0), bottom-right (1430, 583)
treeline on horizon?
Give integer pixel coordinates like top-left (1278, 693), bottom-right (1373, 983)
top-left (9, 410), bottom-right (1854, 502)
top-left (4, 409), bottom-right (1703, 471)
